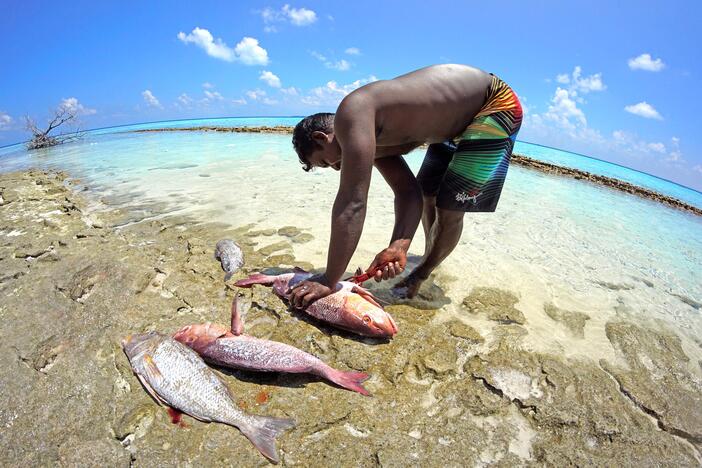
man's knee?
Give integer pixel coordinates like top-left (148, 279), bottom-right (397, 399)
top-left (435, 207), bottom-right (464, 226)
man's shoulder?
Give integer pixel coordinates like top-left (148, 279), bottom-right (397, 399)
top-left (336, 90), bottom-right (377, 126)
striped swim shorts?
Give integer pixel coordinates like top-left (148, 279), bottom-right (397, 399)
top-left (417, 74), bottom-right (523, 212)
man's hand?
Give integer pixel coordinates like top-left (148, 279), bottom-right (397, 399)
top-left (367, 244), bottom-right (407, 282)
top-left (288, 274), bottom-right (335, 309)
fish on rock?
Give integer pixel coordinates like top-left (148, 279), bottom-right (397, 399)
top-left (122, 332), bottom-right (295, 464)
top-left (214, 239), bottom-right (245, 281)
top-left (173, 295), bottom-right (371, 395)
top-left (234, 268), bottom-right (398, 338)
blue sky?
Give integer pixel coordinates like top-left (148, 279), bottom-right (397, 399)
top-left (1, 1), bottom-right (701, 190)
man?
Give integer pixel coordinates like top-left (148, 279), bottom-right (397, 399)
top-left (289, 64), bottom-right (522, 308)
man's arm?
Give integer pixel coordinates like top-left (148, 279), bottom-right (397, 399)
top-left (323, 109), bottom-right (376, 285)
top-left (366, 156), bottom-right (423, 280)
top-left (374, 156), bottom-right (423, 251)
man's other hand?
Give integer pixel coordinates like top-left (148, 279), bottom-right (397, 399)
top-left (367, 246), bottom-right (407, 282)
top-left (288, 274), bottom-right (335, 309)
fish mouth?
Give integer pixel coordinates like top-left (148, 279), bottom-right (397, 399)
top-left (377, 314), bottom-right (398, 337)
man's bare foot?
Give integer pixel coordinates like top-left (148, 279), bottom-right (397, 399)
top-left (391, 272), bottom-right (428, 299)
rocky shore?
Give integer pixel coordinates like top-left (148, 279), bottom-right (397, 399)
top-left (1, 169), bottom-right (700, 466)
top-left (132, 126), bottom-right (701, 217)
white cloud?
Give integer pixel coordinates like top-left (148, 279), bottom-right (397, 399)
top-left (245, 89), bottom-right (267, 100)
top-left (177, 93), bottom-right (193, 106)
top-left (202, 82), bottom-right (214, 89)
top-left (260, 5), bottom-right (317, 29)
top-left (281, 86), bottom-right (299, 96)
top-left (177, 28), bottom-right (269, 65)
top-left (327, 59), bottom-right (350, 71)
top-left (178, 27), bottom-right (235, 61)
top-left (141, 90), bottom-right (162, 108)
top-left (628, 53), bottom-right (665, 72)
top-left (259, 70), bottom-right (282, 88)
top-left (0, 111), bottom-right (13, 129)
top-left (60, 97), bottom-right (96, 115)
top-left (282, 5), bottom-right (317, 26)
top-left (300, 75), bottom-right (378, 107)
top-left (234, 37), bottom-right (269, 65)
top-left (693, 165), bottom-right (702, 174)
top-left (310, 51), bottom-right (352, 71)
top-left (647, 142), bottom-right (666, 153)
top-left (554, 66), bottom-right (606, 94)
top-left (232, 98), bottom-right (247, 105)
top-left (345, 47), bottom-right (361, 55)
top-left (624, 101), bottom-right (662, 120)
top-left (204, 90), bottom-right (224, 101)
top-left (544, 87), bottom-right (587, 130)
top-left (262, 97), bottom-right (279, 105)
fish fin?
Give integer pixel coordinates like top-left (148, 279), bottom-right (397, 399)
top-left (351, 285), bottom-right (385, 309)
top-left (136, 373), bottom-right (167, 406)
top-left (320, 368), bottom-right (371, 396)
top-left (293, 266), bottom-right (309, 273)
top-left (231, 294), bottom-right (245, 335)
top-left (143, 354), bottom-right (164, 383)
top-left (224, 271), bottom-right (233, 282)
top-left (354, 266), bottom-right (363, 276)
top-left (234, 273), bottom-right (275, 288)
top-left (239, 415), bottom-right (296, 464)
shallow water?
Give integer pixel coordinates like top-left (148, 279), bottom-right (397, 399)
top-left (1, 121), bottom-right (700, 370)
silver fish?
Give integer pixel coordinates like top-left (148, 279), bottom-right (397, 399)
top-left (214, 239), bottom-right (245, 281)
top-left (122, 332), bottom-right (295, 463)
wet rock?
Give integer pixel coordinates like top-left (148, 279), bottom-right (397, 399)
top-left (264, 254), bottom-right (296, 268)
top-left (601, 321), bottom-right (702, 451)
top-left (291, 232), bottom-right (314, 244)
top-left (277, 226), bottom-right (302, 237)
top-left (257, 241), bottom-right (291, 256)
top-left (543, 303), bottom-right (590, 338)
top-left (462, 287), bottom-right (526, 324)
top-left (448, 321), bottom-right (484, 343)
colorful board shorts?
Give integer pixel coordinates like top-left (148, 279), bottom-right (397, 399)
top-left (417, 74), bottom-right (523, 212)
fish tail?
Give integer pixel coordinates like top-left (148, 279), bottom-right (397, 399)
top-left (239, 415), bottom-right (296, 464)
top-left (321, 367), bottom-right (371, 396)
top-left (234, 273), bottom-right (275, 288)
top-left (223, 271), bottom-right (233, 282)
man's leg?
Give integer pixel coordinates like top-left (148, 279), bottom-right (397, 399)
top-left (394, 207), bottom-right (464, 298)
top-left (421, 195), bottom-right (437, 256)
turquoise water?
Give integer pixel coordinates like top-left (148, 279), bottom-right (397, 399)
top-left (0, 118), bottom-right (700, 365)
top-left (3, 117), bottom-right (700, 208)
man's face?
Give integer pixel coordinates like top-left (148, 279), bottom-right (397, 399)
top-left (307, 131), bottom-right (341, 171)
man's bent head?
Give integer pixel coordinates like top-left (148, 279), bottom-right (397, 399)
top-left (292, 112), bottom-right (337, 171)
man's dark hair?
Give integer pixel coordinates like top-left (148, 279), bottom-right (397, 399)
top-left (292, 112), bottom-right (335, 171)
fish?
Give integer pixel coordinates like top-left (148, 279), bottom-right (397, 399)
top-left (173, 295), bottom-right (371, 395)
top-left (214, 239), bottom-right (245, 281)
top-left (234, 268), bottom-right (398, 338)
top-left (121, 332), bottom-right (295, 463)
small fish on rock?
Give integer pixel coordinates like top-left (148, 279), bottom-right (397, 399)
top-left (214, 239), bottom-right (245, 281)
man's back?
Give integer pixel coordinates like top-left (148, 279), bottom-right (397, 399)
top-left (341, 64), bottom-right (493, 147)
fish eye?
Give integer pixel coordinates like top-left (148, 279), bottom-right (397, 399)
top-left (362, 315), bottom-right (372, 325)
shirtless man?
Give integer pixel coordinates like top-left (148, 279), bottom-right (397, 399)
top-left (289, 64), bottom-right (522, 308)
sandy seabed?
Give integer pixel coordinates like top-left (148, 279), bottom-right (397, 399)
top-left (0, 169), bottom-right (700, 466)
